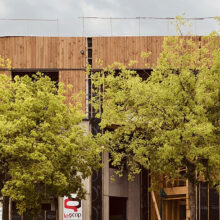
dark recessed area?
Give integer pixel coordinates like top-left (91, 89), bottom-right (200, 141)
top-left (88, 49), bottom-right (92, 58)
top-left (12, 71), bottom-right (59, 83)
top-left (109, 197), bottom-right (127, 220)
top-left (88, 38), bottom-right (92, 48)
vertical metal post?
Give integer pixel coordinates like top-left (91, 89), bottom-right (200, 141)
top-left (26, 20), bottom-right (29, 36)
top-left (167, 19), bottom-right (170, 36)
top-left (138, 17), bottom-right (141, 36)
top-left (56, 18), bottom-right (59, 37)
top-left (194, 20), bottom-right (197, 36)
top-left (82, 17), bottom-right (85, 36)
top-left (110, 17), bottom-right (113, 36)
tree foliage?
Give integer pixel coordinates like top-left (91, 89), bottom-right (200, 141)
top-left (90, 33), bottom-right (220, 194)
top-left (0, 73), bottom-right (101, 217)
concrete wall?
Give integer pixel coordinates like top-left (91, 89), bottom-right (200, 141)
top-left (103, 152), bottom-right (141, 220)
top-left (109, 168), bottom-right (128, 197)
top-left (101, 151), bottom-right (108, 220)
top-left (127, 176), bottom-right (140, 220)
top-left (108, 168), bottom-right (140, 220)
top-left (58, 120), bottom-right (91, 220)
top-left (58, 177), bottom-right (91, 220)
top-left (58, 121), bottom-right (141, 220)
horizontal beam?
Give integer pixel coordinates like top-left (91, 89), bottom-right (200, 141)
top-left (0, 68), bottom-right (153, 72)
top-left (163, 186), bottom-right (188, 196)
top-left (0, 68), bottom-right (87, 72)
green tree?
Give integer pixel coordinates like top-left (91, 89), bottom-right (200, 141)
top-left (91, 34), bottom-right (220, 220)
top-left (0, 73), bottom-right (101, 219)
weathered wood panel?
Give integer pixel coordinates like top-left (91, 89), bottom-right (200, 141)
top-left (0, 37), bottom-right (86, 69)
top-left (92, 36), bottom-right (165, 69)
top-left (59, 70), bottom-right (86, 112)
top-left (0, 70), bottom-right (11, 78)
top-left (92, 36), bottom-right (207, 69)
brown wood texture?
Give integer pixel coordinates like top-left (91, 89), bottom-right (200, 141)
top-left (92, 36), bottom-right (207, 69)
top-left (151, 191), bottom-right (161, 220)
top-left (0, 70), bottom-right (11, 78)
top-left (92, 36), bottom-right (164, 69)
top-left (164, 186), bottom-right (188, 196)
top-left (59, 70), bottom-right (86, 113)
top-left (0, 37), bottom-right (86, 69)
top-left (0, 37), bottom-right (86, 111)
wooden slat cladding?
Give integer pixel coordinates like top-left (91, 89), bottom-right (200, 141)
top-left (92, 36), bottom-right (164, 69)
top-left (92, 36), bottom-right (205, 69)
top-left (0, 37), bottom-right (86, 69)
top-left (0, 70), bottom-right (11, 78)
top-left (59, 70), bottom-right (86, 113)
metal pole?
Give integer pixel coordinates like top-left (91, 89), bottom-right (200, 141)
top-left (138, 17), bottom-right (141, 36)
top-left (82, 17), bottom-right (85, 36)
top-left (56, 18), bottom-right (59, 36)
top-left (110, 17), bottom-right (112, 36)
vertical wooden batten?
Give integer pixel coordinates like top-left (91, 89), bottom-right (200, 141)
top-left (92, 36), bottom-right (164, 69)
top-left (0, 36), bottom-right (86, 69)
top-left (59, 70), bottom-right (86, 113)
top-left (0, 70), bottom-right (11, 78)
top-left (0, 36), bottom-right (87, 112)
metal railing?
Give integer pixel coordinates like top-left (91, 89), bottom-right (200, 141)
top-left (0, 16), bottom-right (219, 37)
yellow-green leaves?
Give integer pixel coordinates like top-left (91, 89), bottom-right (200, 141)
top-left (91, 34), bottom-right (220, 190)
top-left (0, 56), bottom-right (11, 69)
top-left (0, 73), bottom-right (101, 217)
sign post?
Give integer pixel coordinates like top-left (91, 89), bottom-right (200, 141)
top-left (63, 194), bottom-right (82, 220)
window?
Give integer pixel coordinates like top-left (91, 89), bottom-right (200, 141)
top-left (109, 197), bottom-right (127, 220)
top-left (12, 71), bottom-right (59, 83)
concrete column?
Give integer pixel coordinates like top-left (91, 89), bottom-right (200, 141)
top-left (58, 177), bottom-right (91, 220)
top-left (82, 177), bottom-right (91, 220)
top-left (58, 120), bottom-right (92, 220)
top-left (58, 197), bottom-right (63, 220)
top-left (103, 151), bottom-right (109, 220)
top-left (127, 175), bottom-right (141, 220)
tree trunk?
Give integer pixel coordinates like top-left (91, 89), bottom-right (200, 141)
top-left (188, 179), bottom-right (196, 220)
top-left (2, 196), bottom-right (9, 220)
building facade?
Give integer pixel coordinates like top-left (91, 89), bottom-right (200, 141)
top-left (0, 36), bottom-right (219, 220)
